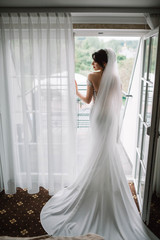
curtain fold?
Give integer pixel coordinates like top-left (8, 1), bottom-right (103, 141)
top-left (0, 12), bottom-right (77, 195)
top-left (144, 13), bottom-right (160, 30)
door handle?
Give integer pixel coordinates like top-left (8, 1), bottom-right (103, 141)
top-left (122, 91), bottom-right (133, 98)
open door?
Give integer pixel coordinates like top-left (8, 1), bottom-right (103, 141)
top-left (134, 26), bottom-right (160, 224)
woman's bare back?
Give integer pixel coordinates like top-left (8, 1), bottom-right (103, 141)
top-left (88, 71), bottom-right (103, 95)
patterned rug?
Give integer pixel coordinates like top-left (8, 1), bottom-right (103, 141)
top-left (148, 192), bottom-right (160, 238)
top-left (0, 183), bottom-right (159, 238)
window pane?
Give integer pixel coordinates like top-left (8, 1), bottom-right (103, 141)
top-left (75, 36), bottom-right (140, 128)
top-left (139, 164), bottom-right (146, 202)
top-left (135, 153), bottom-right (140, 189)
top-left (141, 126), bottom-right (150, 167)
top-left (140, 80), bottom-right (146, 118)
top-left (149, 35), bottom-right (158, 82)
top-left (137, 119), bottom-right (143, 150)
top-left (143, 39), bottom-right (150, 79)
top-left (145, 83), bottom-right (154, 125)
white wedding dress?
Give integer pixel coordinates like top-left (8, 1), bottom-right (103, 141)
top-left (40, 49), bottom-right (159, 240)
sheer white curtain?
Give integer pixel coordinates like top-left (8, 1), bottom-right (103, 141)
top-left (144, 13), bottom-right (160, 30)
top-left (0, 12), bottom-right (77, 195)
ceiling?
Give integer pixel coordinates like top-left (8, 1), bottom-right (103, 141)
top-left (0, 0), bottom-right (159, 35)
top-left (0, 0), bottom-right (160, 8)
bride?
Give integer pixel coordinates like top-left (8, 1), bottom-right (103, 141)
top-left (40, 49), bottom-right (158, 240)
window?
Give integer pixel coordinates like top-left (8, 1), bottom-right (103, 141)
top-left (75, 36), bottom-right (140, 128)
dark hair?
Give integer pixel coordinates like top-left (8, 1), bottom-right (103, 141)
top-left (92, 49), bottom-right (108, 69)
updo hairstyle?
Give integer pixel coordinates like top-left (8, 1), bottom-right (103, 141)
top-left (92, 49), bottom-right (108, 70)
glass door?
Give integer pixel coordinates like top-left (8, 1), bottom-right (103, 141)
top-left (134, 27), bottom-right (160, 223)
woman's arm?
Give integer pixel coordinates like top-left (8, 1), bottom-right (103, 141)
top-left (75, 78), bottom-right (93, 104)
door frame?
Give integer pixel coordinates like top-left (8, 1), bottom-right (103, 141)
top-left (140, 26), bottom-right (160, 224)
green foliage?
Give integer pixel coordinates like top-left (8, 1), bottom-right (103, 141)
top-left (117, 55), bottom-right (126, 62)
top-left (75, 37), bottom-right (106, 76)
top-left (75, 37), bottom-right (138, 76)
top-left (118, 58), bottom-right (134, 92)
top-left (125, 40), bottom-right (139, 49)
top-left (75, 37), bottom-right (139, 92)
top-left (104, 39), bottom-right (123, 54)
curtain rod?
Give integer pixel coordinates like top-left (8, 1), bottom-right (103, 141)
top-left (0, 7), bottom-right (160, 14)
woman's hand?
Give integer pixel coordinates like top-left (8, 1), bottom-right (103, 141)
top-left (75, 80), bottom-right (78, 94)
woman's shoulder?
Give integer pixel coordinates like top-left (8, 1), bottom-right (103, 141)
top-left (88, 71), bottom-right (101, 81)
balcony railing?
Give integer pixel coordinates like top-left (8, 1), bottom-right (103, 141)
top-left (76, 84), bottom-right (90, 128)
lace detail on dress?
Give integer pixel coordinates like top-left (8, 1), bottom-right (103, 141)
top-left (87, 79), bottom-right (93, 86)
top-left (87, 79), bottom-right (97, 102)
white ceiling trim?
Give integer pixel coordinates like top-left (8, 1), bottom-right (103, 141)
top-left (72, 13), bottom-right (145, 17)
top-left (73, 28), bottom-right (149, 37)
top-left (72, 16), bottom-right (147, 24)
